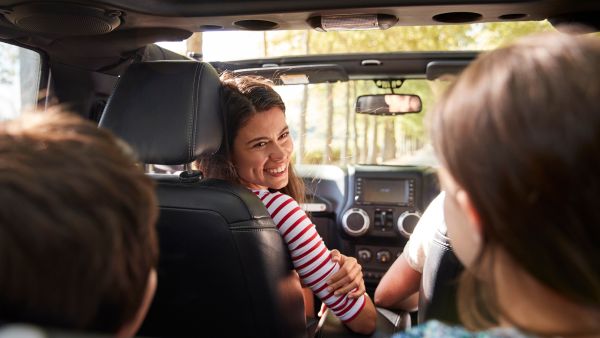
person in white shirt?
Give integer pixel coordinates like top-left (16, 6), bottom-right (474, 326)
top-left (374, 192), bottom-right (446, 311)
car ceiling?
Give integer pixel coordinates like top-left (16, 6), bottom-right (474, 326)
top-left (0, 0), bottom-right (597, 72)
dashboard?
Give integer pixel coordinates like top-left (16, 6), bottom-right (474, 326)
top-left (297, 164), bottom-right (439, 292)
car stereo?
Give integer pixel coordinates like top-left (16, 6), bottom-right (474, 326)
top-left (355, 177), bottom-right (415, 207)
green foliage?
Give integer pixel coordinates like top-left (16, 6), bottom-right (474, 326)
top-left (308, 25), bottom-right (474, 53)
top-left (266, 21), bottom-right (554, 57)
top-left (473, 21), bottom-right (555, 49)
top-left (302, 147), bottom-right (341, 165)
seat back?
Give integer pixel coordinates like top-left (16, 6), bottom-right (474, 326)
top-left (418, 228), bottom-right (463, 325)
top-left (100, 61), bottom-right (306, 338)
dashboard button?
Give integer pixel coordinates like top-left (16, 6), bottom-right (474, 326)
top-left (341, 208), bottom-right (370, 237)
top-left (376, 250), bottom-right (391, 263)
top-left (397, 211), bottom-right (421, 238)
top-left (357, 249), bottom-right (372, 262)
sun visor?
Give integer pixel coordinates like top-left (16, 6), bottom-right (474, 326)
top-left (233, 64), bottom-right (348, 85)
top-left (426, 61), bottom-right (471, 80)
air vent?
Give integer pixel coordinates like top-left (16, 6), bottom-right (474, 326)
top-left (199, 25), bottom-right (223, 31)
top-left (433, 12), bottom-right (482, 24)
top-left (4, 2), bottom-right (122, 36)
top-left (499, 13), bottom-right (528, 20)
top-left (234, 20), bottom-right (278, 30)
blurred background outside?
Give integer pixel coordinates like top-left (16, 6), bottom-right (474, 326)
top-left (162, 22), bottom-right (554, 166)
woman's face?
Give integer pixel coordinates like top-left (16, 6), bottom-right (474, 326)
top-left (232, 107), bottom-right (293, 190)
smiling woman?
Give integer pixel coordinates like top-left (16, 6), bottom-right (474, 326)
top-left (232, 106), bottom-right (293, 190)
top-left (197, 73), bottom-right (304, 198)
top-left (196, 73), bottom-right (378, 334)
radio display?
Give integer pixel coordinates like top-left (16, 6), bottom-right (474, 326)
top-left (361, 179), bottom-right (410, 204)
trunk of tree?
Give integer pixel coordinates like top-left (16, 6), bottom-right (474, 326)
top-left (296, 31), bottom-right (310, 165)
top-left (368, 116), bottom-right (379, 163)
top-left (263, 31), bottom-right (268, 56)
top-left (297, 85), bottom-right (308, 165)
top-left (361, 115), bottom-right (369, 163)
top-left (323, 83), bottom-right (334, 164)
top-left (352, 82), bottom-right (359, 164)
top-left (382, 118), bottom-right (396, 161)
top-left (341, 82), bottom-right (352, 165)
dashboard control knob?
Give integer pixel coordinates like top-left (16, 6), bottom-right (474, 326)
top-left (357, 249), bottom-right (372, 262)
top-left (376, 250), bottom-right (391, 263)
top-left (397, 211), bottom-right (421, 238)
top-left (341, 208), bottom-right (370, 237)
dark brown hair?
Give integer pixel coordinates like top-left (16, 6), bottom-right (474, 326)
top-left (0, 110), bottom-right (158, 333)
top-left (430, 32), bottom-right (600, 329)
top-left (197, 72), bottom-right (305, 202)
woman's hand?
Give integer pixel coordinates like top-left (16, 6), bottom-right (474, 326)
top-left (326, 249), bottom-right (366, 299)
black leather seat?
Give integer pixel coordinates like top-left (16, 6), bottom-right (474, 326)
top-left (418, 228), bottom-right (463, 325)
top-left (100, 61), bottom-right (306, 338)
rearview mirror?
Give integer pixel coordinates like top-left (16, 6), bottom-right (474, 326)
top-left (355, 94), bottom-right (422, 115)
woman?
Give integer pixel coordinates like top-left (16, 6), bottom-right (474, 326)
top-left (198, 74), bottom-right (377, 334)
top-left (397, 32), bottom-right (600, 337)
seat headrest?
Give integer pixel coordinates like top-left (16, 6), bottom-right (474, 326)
top-left (100, 61), bottom-right (222, 165)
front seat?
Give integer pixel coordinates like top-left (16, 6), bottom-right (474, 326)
top-left (99, 61), bottom-right (306, 338)
top-left (418, 227), bottom-right (463, 325)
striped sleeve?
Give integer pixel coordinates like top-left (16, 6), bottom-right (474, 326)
top-left (254, 189), bottom-right (367, 322)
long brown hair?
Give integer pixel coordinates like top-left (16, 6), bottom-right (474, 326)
top-left (430, 32), bottom-right (600, 329)
top-left (197, 72), bottom-right (305, 203)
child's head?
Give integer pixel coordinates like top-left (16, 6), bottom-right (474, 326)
top-left (431, 32), bottom-right (600, 327)
top-left (0, 111), bottom-right (158, 336)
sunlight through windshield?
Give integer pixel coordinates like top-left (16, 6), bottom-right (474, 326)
top-left (200, 21), bottom-right (553, 61)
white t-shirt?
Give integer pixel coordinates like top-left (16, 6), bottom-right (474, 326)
top-left (403, 192), bottom-right (447, 273)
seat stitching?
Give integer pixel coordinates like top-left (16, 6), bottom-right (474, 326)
top-left (188, 63), bottom-right (200, 161)
top-left (193, 63), bottom-right (204, 159)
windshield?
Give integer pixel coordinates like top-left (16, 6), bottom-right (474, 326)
top-left (157, 20), bottom-right (557, 167)
top-left (274, 79), bottom-right (442, 166)
top-left (200, 21), bottom-right (554, 61)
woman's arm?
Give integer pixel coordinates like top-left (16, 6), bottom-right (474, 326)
top-left (327, 250), bottom-right (377, 334)
top-left (374, 253), bottom-right (421, 310)
top-left (341, 292), bottom-right (377, 334)
top-left (327, 250), bottom-right (365, 299)
top-left (255, 190), bottom-right (376, 334)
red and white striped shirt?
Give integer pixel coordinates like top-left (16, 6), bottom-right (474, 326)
top-left (253, 189), bottom-right (366, 322)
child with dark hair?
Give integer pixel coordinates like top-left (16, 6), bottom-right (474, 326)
top-left (0, 111), bottom-right (159, 337)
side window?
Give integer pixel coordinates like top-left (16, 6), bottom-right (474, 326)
top-left (0, 42), bottom-right (42, 121)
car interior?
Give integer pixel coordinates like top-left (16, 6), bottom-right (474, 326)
top-left (0, 0), bottom-right (598, 337)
